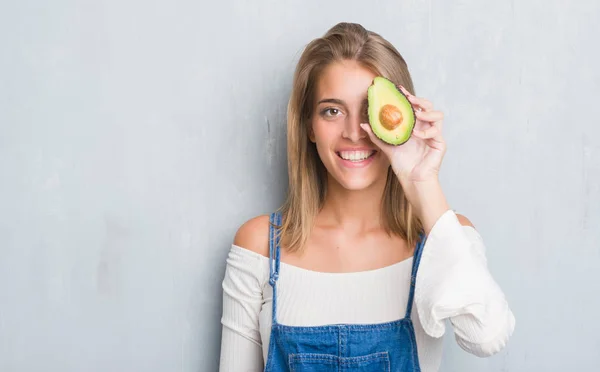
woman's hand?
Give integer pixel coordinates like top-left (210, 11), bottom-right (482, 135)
top-left (360, 86), bottom-right (450, 232)
top-left (360, 85), bottom-right (446, 184)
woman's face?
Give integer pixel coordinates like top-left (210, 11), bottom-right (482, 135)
top-left (310, 60), bottom-right (390, 191)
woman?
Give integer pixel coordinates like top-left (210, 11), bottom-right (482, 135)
top-left (219, 22), bottom-right (515, 372)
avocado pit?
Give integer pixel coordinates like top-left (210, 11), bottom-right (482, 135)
top-left (379, 104), bottom-right (403, 130)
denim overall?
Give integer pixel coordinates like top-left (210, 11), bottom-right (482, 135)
top-left (264, 211), bottom-right (426, 372)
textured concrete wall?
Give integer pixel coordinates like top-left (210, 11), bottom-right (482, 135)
top-left (1, 0), bottom-right (599, 371)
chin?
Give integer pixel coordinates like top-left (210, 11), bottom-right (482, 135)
top-left (336, 176), bottom-right (380, 191)
top-left (327, 158), bottom-right (388, 191)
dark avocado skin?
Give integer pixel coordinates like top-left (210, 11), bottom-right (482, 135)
top-left (391, 85), bottom-right (416, 146)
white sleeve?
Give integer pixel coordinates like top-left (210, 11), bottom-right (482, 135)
top-left (414, 210), bottom-right (516, 357)
top-left (219, 245), bottom-right (266, 372)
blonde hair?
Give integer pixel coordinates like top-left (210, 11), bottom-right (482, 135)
top-left (277, 22), bottom-right (423, 253)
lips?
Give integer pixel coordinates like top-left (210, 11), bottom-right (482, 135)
top-left (334, 148), bottom-right (378, 169)
top-left (336, 150), bottom-right (376, 161)
top-left (336, 149), bottom-right (377, 162)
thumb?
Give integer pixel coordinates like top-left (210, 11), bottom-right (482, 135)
top-left (360, 123), bottom-right (393, 157)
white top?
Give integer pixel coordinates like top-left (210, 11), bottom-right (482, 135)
top-left (219, 210), bottom-right (515, 371)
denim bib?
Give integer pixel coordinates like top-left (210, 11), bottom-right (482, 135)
top-left (264, 212), bottom-right (426, 372)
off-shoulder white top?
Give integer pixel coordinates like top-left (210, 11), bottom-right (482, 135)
top-left (219, 211), bottom-right (515, 371)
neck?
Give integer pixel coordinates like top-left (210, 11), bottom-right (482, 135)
top-left (319, 174), bottom-right (387, 232)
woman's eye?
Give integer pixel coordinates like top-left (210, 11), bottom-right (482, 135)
top-left (322, 108), bottom-right (341, 117)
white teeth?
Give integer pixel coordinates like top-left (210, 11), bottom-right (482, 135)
top-left (339, 150), bottom-right (374, 161)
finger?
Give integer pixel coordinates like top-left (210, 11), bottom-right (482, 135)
top-left (408, 95), bottom-right (434, 112)
top-left (360, 123), bottom-right (392, 153)
top-left (421, 137), bottom-right (447, 167)
top-left (423, 135), bottom-right (446, 153)
top-left (397, 85), bottom-right (434, 111)
top-left (360, 123), bottom-right (381, 144)
top-left (413, 125), bottom-right (441, 139)
top-left (397, 84), bottom-right (414, 97)
top-left (415, 109), bottom-right (444, 123)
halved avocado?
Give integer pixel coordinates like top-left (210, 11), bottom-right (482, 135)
top-left (367, 77), bottom-right (415, 145)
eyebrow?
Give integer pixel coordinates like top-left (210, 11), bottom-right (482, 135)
top-left (316, 98), bottom-right (369, 106)
top-left (317, 98), bottom-right (345, 106)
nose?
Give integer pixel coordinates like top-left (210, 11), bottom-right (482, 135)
top-left (342, 112), bottom-right (367, 142)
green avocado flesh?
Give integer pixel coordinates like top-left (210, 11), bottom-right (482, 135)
top-left (367, 76), bottom-right (415, 146)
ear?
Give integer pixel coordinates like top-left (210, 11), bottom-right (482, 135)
top-left (308, 124), bottom-right (316, 143)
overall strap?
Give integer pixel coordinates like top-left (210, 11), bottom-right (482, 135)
top-left (268, 211), bottom-right (282, 324)
top-left (405, 233), bottom-right (427, 319)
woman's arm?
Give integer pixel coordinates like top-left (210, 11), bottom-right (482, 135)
top-left (413, 208), bottom-right (515, 357)
top-left (361, 87), bottom-right (515, 357)
top-left (400, 177), bottom-right (515, 356)
top-left (219, 216), bottom-right (270, 371)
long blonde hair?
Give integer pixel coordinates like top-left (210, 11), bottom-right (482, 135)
top-left (277, 22), bottom-right (423, 253)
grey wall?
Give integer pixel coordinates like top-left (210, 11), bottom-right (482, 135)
top-left (1, 0), bottom-right (599, 371)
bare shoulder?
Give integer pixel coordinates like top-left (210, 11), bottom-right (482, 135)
top-left (456, 213), bottom-right (476, 229)
top-left (233, 214), bottom-right (271, 258)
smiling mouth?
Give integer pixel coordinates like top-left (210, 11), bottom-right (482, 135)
top-left (336, 150), bottom-right (377, 162)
